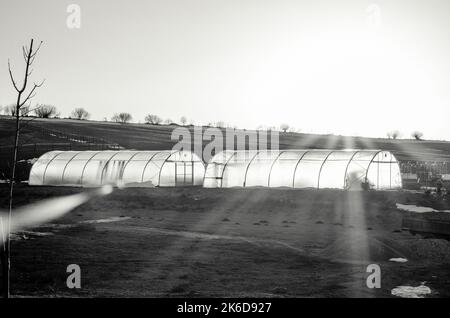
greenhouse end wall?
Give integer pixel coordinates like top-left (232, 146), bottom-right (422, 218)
top-left (203, 150), bottom-right (402, 190)
top-left (29, 150), bottom-right (205, 187)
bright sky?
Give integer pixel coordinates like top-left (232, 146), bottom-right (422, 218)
top-left (1, 0), bottom-right (450, 140)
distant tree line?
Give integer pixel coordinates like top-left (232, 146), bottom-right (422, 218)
top-left (0, 103), bottom-right (59, 118)
top-left (0, 102), bottom-right (428, 141)
top-left (143, 114), bottom-right (190, 126)
top-left (386, 130), bottom-right (424, 141)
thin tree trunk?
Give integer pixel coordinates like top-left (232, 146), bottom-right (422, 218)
top-left (2, 38), bottom-right (43, 298)
top-left (2, 98), bottom-right (21, 298)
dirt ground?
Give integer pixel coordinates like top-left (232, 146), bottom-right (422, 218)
top-left (1, 185), bottom-right (450, 298)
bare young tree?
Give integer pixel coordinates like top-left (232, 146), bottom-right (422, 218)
top-left (180, 116), bottom-right (187, 125)
top-left (71, 107), bottom-right (90, 120)
top-left (145, 114), bottom-right (162, 124)
top-left (164, 118), bottom-right (173, 125)
top-left (112, 112), bottom-right (132, 123)
top-left (2, 38), bottom-right (44, 298)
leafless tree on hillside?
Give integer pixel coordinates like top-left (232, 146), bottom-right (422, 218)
top-left (3, 103), bottom-right (32, 117)
top-left (34, 104), bottom-right (58, 118)
top-left (71, 107), bottom-right (90, 120)
top-left (145, 114), bottom-right (162, 124)
top-left (387, 130), bottom-right (400, 139)
top-left (280, 123), bottom-right (290, 133)
top-left (2, 38), bottom-right (45, 298)
top-left (412, 131), bottom-right (424, 140)
top-left (3, 104), bottom-right (17, 116)
top-left (112, 112), bottom-right (132, 123)
top-left (180, 116), bottom-right (187, 126)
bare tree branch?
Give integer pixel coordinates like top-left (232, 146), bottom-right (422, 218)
top-left (18, 102), bottom-right (38, 118)
top-left (22, 47), bottom-right (27, 62)
top-left (7, 60), bottom-right (19, 93)
top-left (19, 79), bottom-right (45, 107)
top-left (30, 41), bottom-right (43, 58)
top-left (29, 41), bottom-right (43, 63)
top-left (30, 54), bottom-right (38, 66)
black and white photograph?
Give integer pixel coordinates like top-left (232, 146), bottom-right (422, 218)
top-left (1, 0), bottom-right (450, 304)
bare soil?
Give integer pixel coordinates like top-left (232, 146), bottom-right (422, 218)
top-left (1, 185), bottom-right (450, 297)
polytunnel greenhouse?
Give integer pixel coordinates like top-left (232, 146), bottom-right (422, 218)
top-left (29, 150), bottom-right (205, 187)
top-left (203, 150), bottom-right (402, 190)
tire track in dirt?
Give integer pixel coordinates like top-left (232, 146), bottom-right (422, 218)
top-left (115, 224), bottom-right (306, 254)
top-left (124, 225), bottom-right (409, 264)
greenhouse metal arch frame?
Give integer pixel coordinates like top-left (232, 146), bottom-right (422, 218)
top-left (29, 150), bottom-right (205, 187)
top-left (203, 149), bottom-right (402, 190)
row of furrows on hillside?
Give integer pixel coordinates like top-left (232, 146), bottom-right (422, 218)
top-left (25, 123), bottom-right (123, 149)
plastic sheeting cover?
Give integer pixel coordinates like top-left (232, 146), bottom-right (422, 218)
top-left (203, 149), bottom-right (402, 190)
top-left (29, 150), bottom-right (205, 187)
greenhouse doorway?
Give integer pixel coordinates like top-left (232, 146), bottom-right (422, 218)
top-left (175, 161), bottom-right (194, 186)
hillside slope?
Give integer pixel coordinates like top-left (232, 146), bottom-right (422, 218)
top-left (1, 116), bottom-right (450, 162)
